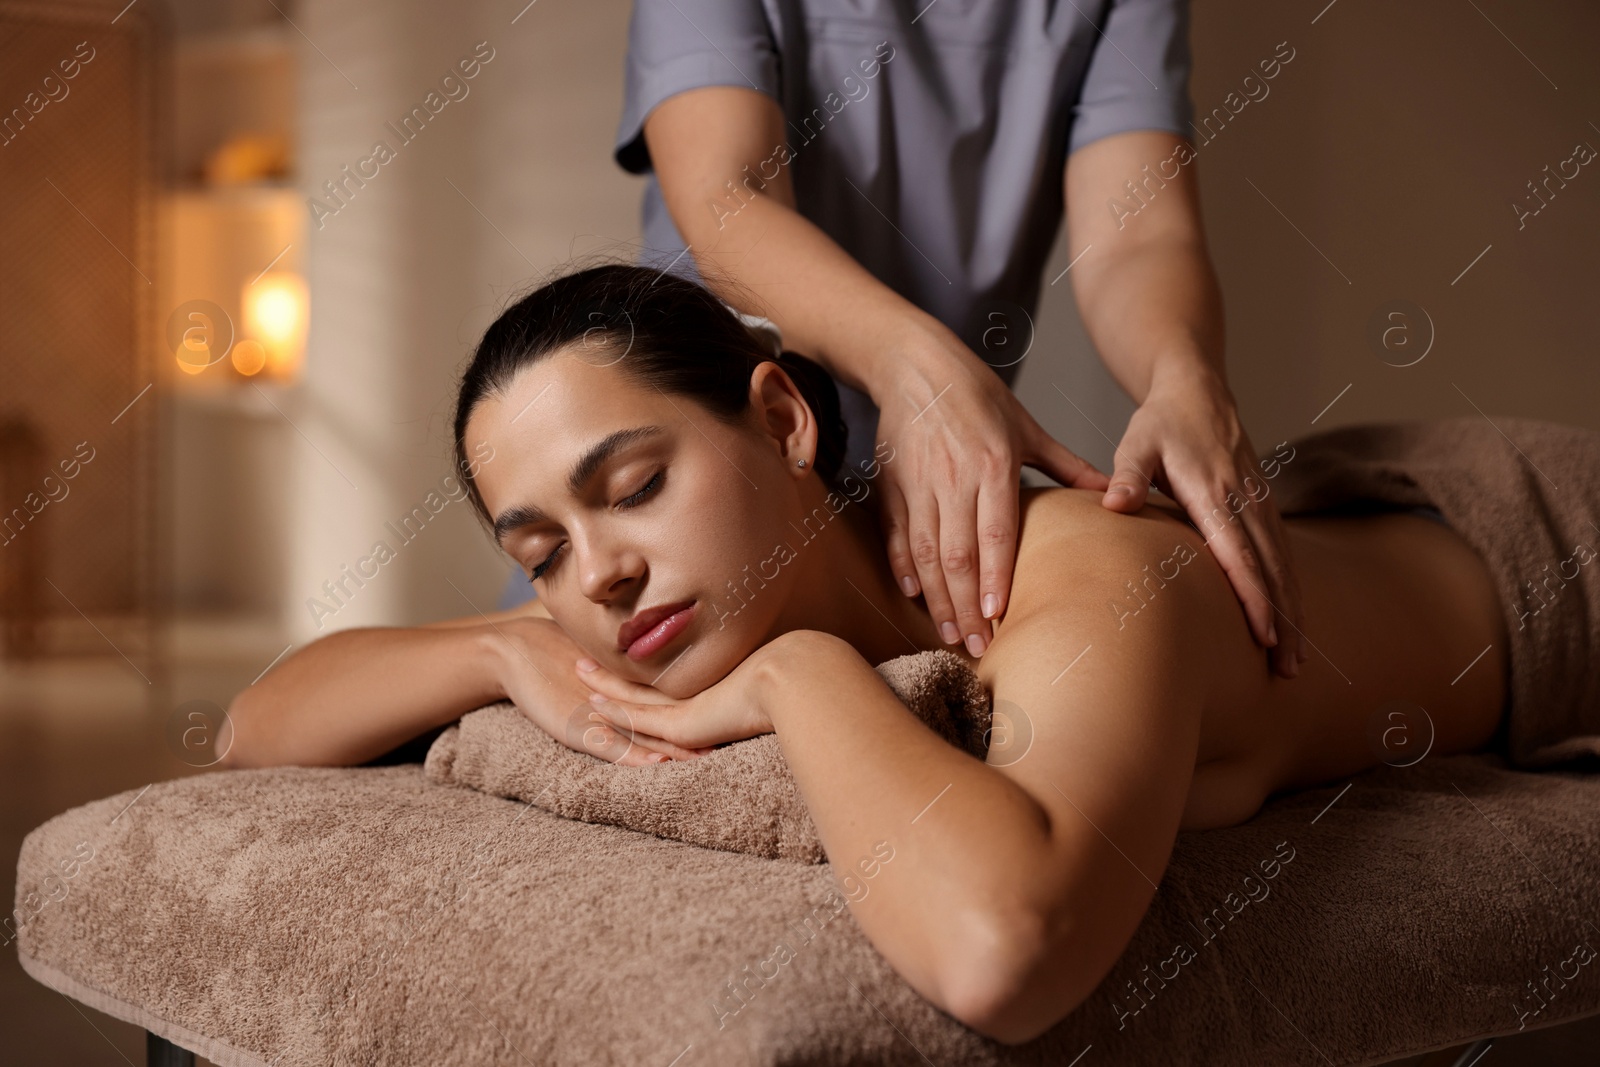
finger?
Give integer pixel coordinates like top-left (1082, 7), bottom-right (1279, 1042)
top-left (610, 737), bottom-right (676, 766)
top-left (1237, 491), bottom-right (1305, 679)
top-left (588, 699), bottom-right (698, 750)
top-left (1227, 494), bottom-right (1288, 658)
top-left (1195, 500), bottom-right (1278, 654)
top-left (595, 718), bottom-right (704, 764)
top-left (938, 476), bottom-right (993, 656)
top-left (569, 714), bottom-right (673, 765)
top-left (557, 700), bottom-right (702, 763)
top-left (974, 461), bottom-right (1020, 624)
top-left (585, 712), bottom-right (705, 763)
top-left (878, 471), bottom-right (922, 598)
top-left (1103, 444), bottom-right (1156, 513)
top-left (575, 657), bottom-right (674, 705)
top-left (904, 487), bottom-right (962, 648)
top-left (592, 693), bottom-right (765, 751)
top-left (1025, 425), bottom-right (1112, 492)
top-left (620, 725), bottom-right (709, 762)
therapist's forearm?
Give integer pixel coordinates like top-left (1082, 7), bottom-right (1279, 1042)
top-left (662, 183), bottom-right (955, 400)
top-left (1072, 232), bottom-right (1228, 403)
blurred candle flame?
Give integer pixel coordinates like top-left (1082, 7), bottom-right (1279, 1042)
top-left (242, 271), bottom-right (308, 380)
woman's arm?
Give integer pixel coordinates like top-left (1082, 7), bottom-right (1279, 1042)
top-left (219, 599), bottom-right (700, 769)
top-left (753, 532), bottom-right (1210, 1042)
top-left (218, 622), bottom-right (509, 768)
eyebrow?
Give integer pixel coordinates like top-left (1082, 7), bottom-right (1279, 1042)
top-left (491, 424), bottom-right (666, 546)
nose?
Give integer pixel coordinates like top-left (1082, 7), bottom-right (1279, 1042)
top-left (572, 524), bottom-right (644, 603)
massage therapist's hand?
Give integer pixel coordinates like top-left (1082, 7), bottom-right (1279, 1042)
top-left (575, 641), bottom-right (781, 757)
top-left (876, 329), bottom-right (1112, 656)
top-left (1102, 361), bottom-right (1308, 679)
top-left (487, 616), bottom-right (708, 766)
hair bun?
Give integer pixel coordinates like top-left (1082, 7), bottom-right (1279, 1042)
top-left (723, 303), bottom-right (784, 358)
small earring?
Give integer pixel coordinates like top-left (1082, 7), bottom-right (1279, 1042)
top-left (796, 458), bottom-right (808, 468)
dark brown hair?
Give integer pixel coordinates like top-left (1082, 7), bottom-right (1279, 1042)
top-left (451, 262), bottom-right (847, 526)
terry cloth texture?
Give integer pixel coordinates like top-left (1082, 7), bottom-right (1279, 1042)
top-left (1269, 416), bottom-right (1600, 769)
top-left (423, 649), bottom-right (989, 864)
top-left (15, 759), bottom-right (1600, 1066)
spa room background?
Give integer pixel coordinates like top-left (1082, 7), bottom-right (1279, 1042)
top-left (1, 0), bottom-right (1597, 1062)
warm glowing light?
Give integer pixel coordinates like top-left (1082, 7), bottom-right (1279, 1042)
top-left (176, 338), bottom-right (210, 375)
top-left (241, 272), bottom-right (309, 380)
top-left (231, 338), bottom-right (267, 376)
top-left (248, 284), bottom-right (299, 340)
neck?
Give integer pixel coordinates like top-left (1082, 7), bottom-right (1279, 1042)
top-left (769, 476), bottom-right (953, 667)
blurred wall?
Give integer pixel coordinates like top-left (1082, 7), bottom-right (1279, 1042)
top-left (1021, 0), bottom-right (1600, 472)
top-left (0, 4), bottom-right (157, 634)
top-left (290, 0), bottom-right (1599, 636)
top-left (290, 0), bottom-right (637, 638)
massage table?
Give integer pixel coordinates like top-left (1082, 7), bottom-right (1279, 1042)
top-left (13, 747), bottom-right (1600, 1065)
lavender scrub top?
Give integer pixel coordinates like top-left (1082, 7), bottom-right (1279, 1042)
top-left (614, 0), bottom-right (1196, 476)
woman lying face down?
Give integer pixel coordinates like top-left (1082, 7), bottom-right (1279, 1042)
top-left (444, 263), bottom-right (1511, 1042)
top-left (222, 262), bottom-right (1511, 1043)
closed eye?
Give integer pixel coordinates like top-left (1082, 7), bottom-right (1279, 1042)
top-left (619, 469), bottom-right (662, 508)
top-left (528, 470), bottom-right (664, 581)
top-left (529, 545), bottom-right (562, 582)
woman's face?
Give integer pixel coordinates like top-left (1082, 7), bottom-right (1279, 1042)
top-left (464, 347), bottom-right (816, 696)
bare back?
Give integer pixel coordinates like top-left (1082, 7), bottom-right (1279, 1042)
top-left (996, 488), bottom-right (1508, 829)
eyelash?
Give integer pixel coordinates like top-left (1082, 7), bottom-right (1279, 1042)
top-left (528, 470), bottom-right (663, 581)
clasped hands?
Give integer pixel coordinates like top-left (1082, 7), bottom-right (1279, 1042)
top-left (576, 632), bottom-right (806, 762)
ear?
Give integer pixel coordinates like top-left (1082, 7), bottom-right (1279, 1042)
top-left (747, 361), bottom-right (817, 477)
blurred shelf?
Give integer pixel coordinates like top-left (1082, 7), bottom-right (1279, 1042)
top-left (168, 378), bottom-right (300, 417)
top-left (162, 613), bottom-right (291, 666)
top-left (166, 182), bottom-right (298, 202)
top-left (174, 21), bottom-right (294, 66)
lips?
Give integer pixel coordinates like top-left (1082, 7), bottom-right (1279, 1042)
top-left (616, 599), bottom-right (696, 655)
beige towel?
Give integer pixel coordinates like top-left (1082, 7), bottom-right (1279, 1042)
top-left (425, 648), bottom-right (989, 863)
top-left (18, 753), bottom-right (1600, 1065)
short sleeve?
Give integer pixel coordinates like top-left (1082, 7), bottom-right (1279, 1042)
top-left (614, 0), bottom-right (782, 175)
top-left (1067, 0), bottom-right (1195, 155)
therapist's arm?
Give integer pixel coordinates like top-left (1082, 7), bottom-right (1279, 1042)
top-left (643, 86), bottom-right (1109, 659)
top-left (1063, 128), bottom-right (1306, 678)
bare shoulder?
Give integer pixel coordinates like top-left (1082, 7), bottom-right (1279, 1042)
top-left (979, 483), bottom-right (1241, 726)
top-left (1015, 485), bottom-right (1191, 538)
top-left (974, 486), bottom-right (1228, 694)
top-left (983, 486), bottom-right (1249, 718)
top-left (1005, 488), bottom-right (1207, 627)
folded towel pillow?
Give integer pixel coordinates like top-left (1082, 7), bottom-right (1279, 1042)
top-left (424, 648), bottom-right (990, 863)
